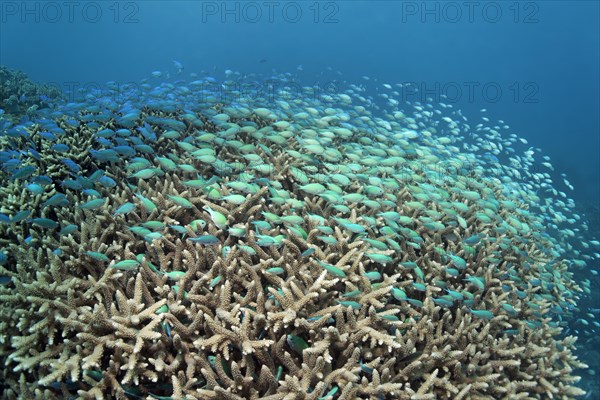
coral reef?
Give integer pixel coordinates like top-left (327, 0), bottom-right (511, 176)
top-left (0, 74), bottom-right (591, 399)
top-left (0, 66), bottom-right (63, 118)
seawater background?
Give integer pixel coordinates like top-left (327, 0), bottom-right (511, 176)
top-left (1, 0), bottom-right (599, 396)
top-left (1, 1), bottom-right (598, 205)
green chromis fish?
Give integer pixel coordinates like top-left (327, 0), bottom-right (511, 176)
top-left (464, 276), bottom-right (485, 290)
top-left (391, 287), bottom-right (407, 301)
top-left (83, 251), bottom-right (109, 262)
top-left (163, 271), bottom-right (185, 281)
top-left (365, 253), bottom-right (393, 264)
top-left (111, 259), bottom-right (140, 270)
top-left (220, 194), bottom-right (246, 205)
top-left (299, 183), bottom-right (326, 195)
top-left (363, 271), bottom-right (381, 281)
top-left (209, 275), bottom-right (222, 288)
top-left (113, 202), bottom-right (136, 216)
top-left (135, 193), bottom-right (157, 213)
top-left (79, 198), bottom-right (106, 210)
top-left (187, 235), bottom-right (220, 246)
top-left (469, 308), bottom-right (494, 320)
top-left (168, 195), bottom-right (193, 208)
top-left (337, 300), bottom-right (361, 309)
top-left (31, 218), bottom-right (58, 229)
top-left (287, 334), bottom-right (309, 353)
top-left (265, 267), bottom-right (285, 275)
top-left (318, 261), bottom-right (346, 278)
top-left (203, 206), bottom-right (227, 229)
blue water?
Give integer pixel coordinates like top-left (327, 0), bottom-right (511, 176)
top-left (1, 1), bottom-right (599, 397)
top-left (2, 1), bottom-right (598, 205)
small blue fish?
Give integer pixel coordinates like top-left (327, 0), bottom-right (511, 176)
top-left (61, 158), bottom-right (80, 173)
top-left (364, 271), bottom-right (382, 281)
top-left (360, 360), bottom-right (373, 374)
top-left (464, 276), bottom-right (485, 290)
top-left (31, 175), bottom-right (52, 185)
top-left (446, 289), bottom-right (463, 300)
top-left (61, 179), bottom-right (83, 190)
top-left (111, 259), bottom-right (140, 270)
top-left (79, 198), bottom-right (106, 210)
top-left (188, 235), bottom-right (220, 245)
top-left (60, 224), bottom-right (78, 235)
top-left (137, 123), bottom-right (157, 142)
top-left (401, 262), bottom-right (418, 269)
top-left (31, 218), bottom-right (58, 229)
top-left (432, 298), bottom-right (454, 307)
top-left (96, 128), bottom-right (115, 138)
top-left (113, 202), bottom-right (135, 216)
top-left (2, 158), bottom-right (22, 171)
top-left (39, 131), bottom-right (57, 141)
top-left (144, 232), bottom-right (164, 241)
top-left (173, 60), bottom-right (184, 73)
top-left (134, 144), bottom-right (154, 154)
top-left (113, 145), bottom-right (136, 157)
top-left (10, 210), bottom-right (31, 223)
top-left (449, 254), bottom-right (467, 270)
top-left (301, 248), bottom-right (315, 257)
top-left (391, 287), bottom-right (407, 301)
top-left (25, 183), bottom-right (45, 194)
top-left (209, 275), bottom-right (222, 288)
top-left (83, 251), bottom-right (110, 262)
top-left (135, 193), bottom-right (157, 213)
top-left (287, 334), bottom-right (309, 353)
top-left (82, 189), bottom-right (101, 197)
top-left (162, 321), bottom-right (172, 338)
top-left (337, 300), bottom-right (361, 309)
top-left (77, 176), bottom-right (96, 190)
top-left (463, 234), bottom-right (482, 245)
top-left (95, 138), bottom-right (112, 147)
top-left (406, 298), bottom-right (423, 308)
top-left (27, 147), bottom-right (41, 160)
top-left (10, 165), bottom-right (36, 180)
top-left (90, 149), bottom-right (119, 163)
top-left (88, 170), bottom-right (105, 182)
top-left (98, 176), bottom-right (117, 187)
top-left (251, 220), bottom-right (272, 230)
top-left (116, 128), bottom-right (133, 136)
top-left (169, 225), bottom-right (188, 235)
top-left (501, 303), bottom-right (518, 316)
top-left (44, 193), bottom-right (69, 207)
top-left (469, 309), bottom-right (494, 320)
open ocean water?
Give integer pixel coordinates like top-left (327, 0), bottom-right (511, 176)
top-left (1, 1), bottom-right (599, 399)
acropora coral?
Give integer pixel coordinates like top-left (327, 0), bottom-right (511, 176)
top-left (0, 66), bottom-right (63, 119)
top-left (0, 70), bottom-right (591, 399)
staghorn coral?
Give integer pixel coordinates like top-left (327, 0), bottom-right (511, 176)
top-left (0, 73), bottom-right (591, 399)
top-left (0, 66), bottom-right (63, 119)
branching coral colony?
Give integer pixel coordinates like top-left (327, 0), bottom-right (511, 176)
top-left (0, 73), bottom-right (590, 399)
top-left (0, 66), bottom-right (62, 118)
